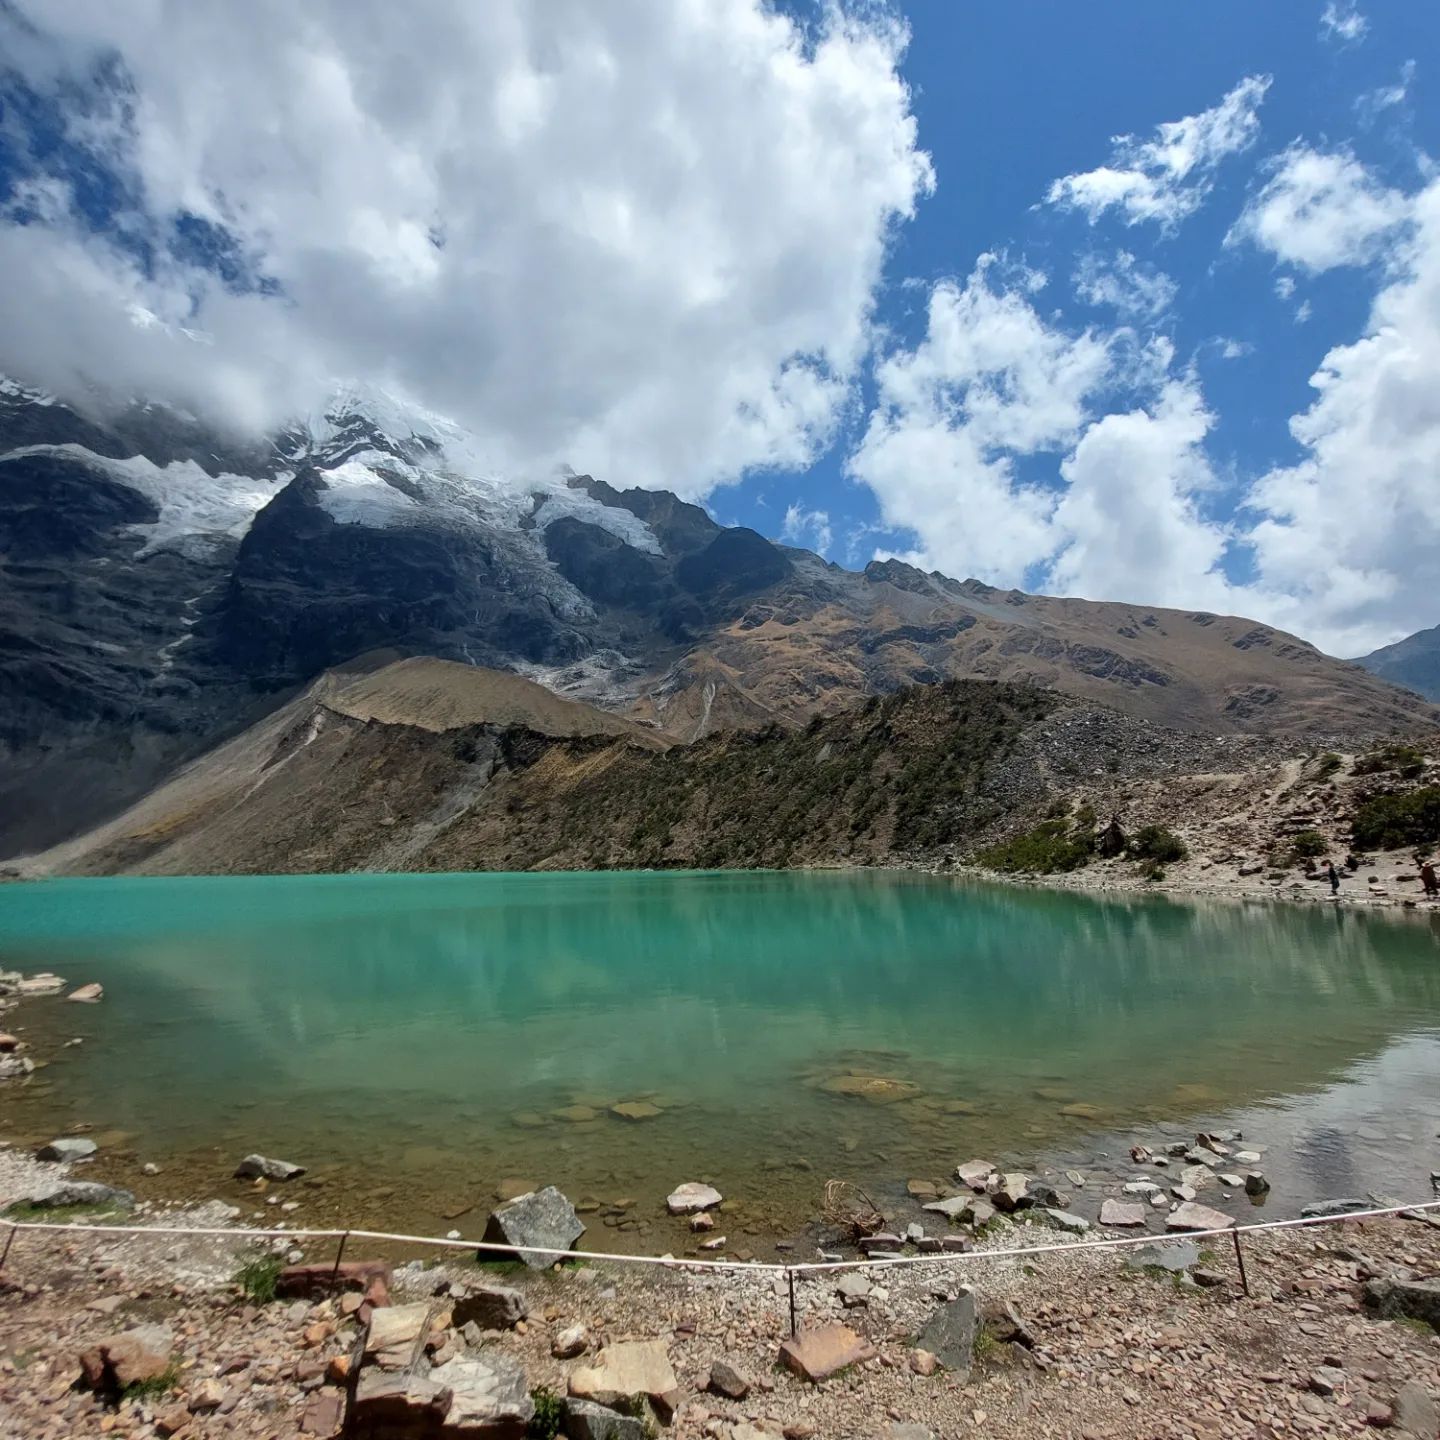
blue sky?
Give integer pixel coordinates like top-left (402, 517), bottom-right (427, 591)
top-left (1, 1), bottom-right (1437, 653)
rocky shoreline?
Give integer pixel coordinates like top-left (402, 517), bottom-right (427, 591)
top-left (5, 963), bottom-right (1440, 1435)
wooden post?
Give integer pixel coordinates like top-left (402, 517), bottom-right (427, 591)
top-left (329, 1230), bottom-right (351, 1284)
top-left (787, 1268), bottom-right (798, 1337)
top-left (0, 1223), bottom-right (16, 1272)
top-left (1231, 1228), bottom-right (1250, 1297)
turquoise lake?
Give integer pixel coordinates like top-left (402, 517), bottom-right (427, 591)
top-left (1, 869), bottom-right (1438, 1253)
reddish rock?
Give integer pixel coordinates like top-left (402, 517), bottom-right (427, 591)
top-left (300, 1389), bottom-right (345, 1437)
top-left (77, 1326), bottom-right (174, 1393)
top-left (275, 1260), bottom-right (392, 1300)
top-left (778, 1324), bottom-right (878, 1383)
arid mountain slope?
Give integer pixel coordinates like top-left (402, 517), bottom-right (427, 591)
top-left (1355, 622), bottom-right (1440, 701)
top-left (34, 670), bottom-right (1312, 878)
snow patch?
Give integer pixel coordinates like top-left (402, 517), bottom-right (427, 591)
top-left (317, 462), bottom-right (422, 526)
top-left (529, 486), bottom-right (664, 556)
top-left (0, 443), bottom-right (276, 554)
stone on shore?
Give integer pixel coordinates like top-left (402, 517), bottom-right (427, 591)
top-left (836, 1272), bottom-right (872, 1307)
top-left (990, 1173), bottom-right (1030, 1212)
top-left (37, 1137), bottom-right (97, 1162)
top-left (778, 1323), bottom-right (878, 1383)
top-left (1041, 1208), bottom-right (1090, 1234)
top-left (0, 1055), bottom-right (35, 1079)
top-left (450, 1281), bottom-right (528, 1331)
top-left (431, 1353), bottom-right (534, 1438)
top-left (78, 1325), bottom-right (175, 1393)
top-left (0, 1033), bottom-right (18, 1052)
top-left (234, 1154), bottom-right (306, 1182)
top-left (29, 1181), bottom-right (135, 1211)
top-left (1244, 1171), bottom-right (1270, 1196)
top-left (954, 1159), bottom-right (996, 1190)
top-left (67, 983), bottom-right (104, 1004)
top-left (1394, 1380), bottom-right (1439, 1438)
top-left (1166, 1202), bottom-right (1235, 1232)
top-left (364, 1301), bottom-right (451, 1369)
top-left (563, 1399), bottom-right (649, 1440)
top-left (914, 1291), bottom-right (976, 1376)
top-left (482, 1185), bottom-right (585, 1269)
top-left (569, 1340), bottom-right (679, 1421)
top-left (552, 1324), bottom-right (589, 1359)
top-left (1099, 1200), bottom-right (1146, 1228)
top-left (666, 1182), bottom-right (722, 1215)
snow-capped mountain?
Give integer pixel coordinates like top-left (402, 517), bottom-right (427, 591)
top-left (3, 370), bottom-right (1434, 858)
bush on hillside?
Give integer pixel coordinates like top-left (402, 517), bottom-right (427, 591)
top-left (1312, 752), bottom-right (1343, 781)
top-left (1129, 825), bottom-right (1187, 864)
top-left (1289, 830), bottom-right (1328, 859)
top-left (1353, 743), bottom-right (1427, 780)
top-left (976, 819), bottom-right (1094, 875)
top-left (1351, 787), bottom-right (1440, 850)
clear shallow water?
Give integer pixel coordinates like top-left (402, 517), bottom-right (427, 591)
top-left (1, 869), bottom-right (1438, 1253)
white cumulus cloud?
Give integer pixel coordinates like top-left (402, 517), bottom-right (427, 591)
top-left (1045, 75), bottom-right (1271, 231)
top-left (0, 0), bottom-right (933, 496)
top-left (1229, 146), bottom-right (1412, 272)
top-left (779, 501), bottom-right (834, 557)
top-left (1073, 251), bottom-right (1178, 320)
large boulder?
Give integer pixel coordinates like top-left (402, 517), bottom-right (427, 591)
top-left (1166, 1202), bottom-right (1235, 1232)
top-left (482, 1186), bottom-right (585, 1269)
top-left (78, 1325), bottom-right (175, 1393)
top-left (1365, 1277), bottom-right (1440, 1330)
top-left (450, 1282), bottom-right (528, 1331)
top-left (777, 1324), bottom-right (878, 1383)
top-left (568, 1340), bottom-right (680, 1421)
top-left (431, 1353), bottom-right (534, 1438)
top-left (914, 1292), bottom-right (976, 1376)
top-left (28, 1181), bottom-right (135, 1211)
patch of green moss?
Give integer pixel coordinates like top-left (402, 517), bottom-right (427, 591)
top-left (231, 1253), bottom-right (283, 1304)
top-left (121, 1361), bottom-right (182, 1401)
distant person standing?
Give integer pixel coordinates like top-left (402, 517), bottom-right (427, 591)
top-left (1322, 859), bottom-right (1340, 896)
top-left (1422, 858), bottom-right (1439, 900)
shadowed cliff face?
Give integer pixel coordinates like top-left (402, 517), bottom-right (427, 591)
top-left (2, 376), bottom-right (1436, 857)
top-left (1355, 624), bottom-right (1440, 702)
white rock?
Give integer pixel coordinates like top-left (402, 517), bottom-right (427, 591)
top-left (666, 1182), bottom-right (722, 1214)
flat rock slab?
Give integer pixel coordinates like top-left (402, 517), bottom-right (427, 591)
top-left (1301, 1197), bottom-right (1369, 1218)
top-left (483, 1185), bottom-right (585, 1269)
top-left (1099, 1200), bottom-right (1147, 1228)
top-left (569, 1340), bottom-right (679, 1414)
top-left (955, 1159), bottom-right (996, 1190)
top-left (1166, 1202), bottom-right (1235, 1232)
top-left (563, 1398), bottom-right (649, 1440)
top-left (67, 983), bottom-right (104, 1003)
top-left (365, 1301), bottom-right (450, 1369)
top-left (37, 1137), bottom-right (97, 1162)
top-left (778, 1323), bottom-right (878, 1383)
top-left (915, 1291), bottom-right (975, 1375)
top-left (234, 1153), bottom-right (305, 1181)
top-left (431, 1353), bottom-right (534, 1438)
top-left (666, 1182), bottom-right (723, 1214)
top-left (610, 1101), bottom-right (661, 1121)
top-left (30, 1181), bottom-right (134, 1211)
top-left (1125, 1241), bottom-right (1200, 1273)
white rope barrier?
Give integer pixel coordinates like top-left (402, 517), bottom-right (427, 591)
top-left (3, 1196), bottom-right (1438, 1278)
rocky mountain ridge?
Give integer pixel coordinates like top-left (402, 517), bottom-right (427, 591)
top-left (1355, 622), bottom-right (1440, 701)
top-left (3, 371), bottom-right (1435, 857)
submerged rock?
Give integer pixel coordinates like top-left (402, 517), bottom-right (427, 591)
top-left (818, 1073), bottom-right (921, 1104)
top-left (66, 983), bottom-right (103, 1004)
top-left (482, 1186), bottom-right (585, 1269)
top-left (1301, 1197), bottom-right (1369, 1218)
top-left (610, 1101), bottom-right (661, 1122)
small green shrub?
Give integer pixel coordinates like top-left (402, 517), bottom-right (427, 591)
top-left (232, 1253), bottom-right (284, 1304)
top-left (528, 1387), bottom-right (564, 1440)
top-left (1313, 752), bottom-right (1343, 780)
top-left (1354, 743), bottom-right (1427, 779)
top-left (1290, 830), bottom-right (1327, 859)
top-left (976, 819), bottom-right (1094, 874)
top-left (1352, 787), bottom-right (1440, 850)
top-left (1130, 825), bottom-right (1187, 863)
top-left (1137, 857), bottom-right (1166, 882)
top-left (122, 1361), bottom-right (182, 1401)
top-left (1073, 801), bottom-right (1096, 830)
